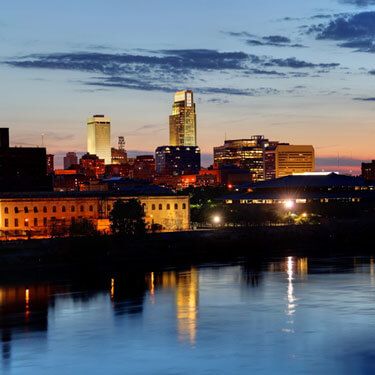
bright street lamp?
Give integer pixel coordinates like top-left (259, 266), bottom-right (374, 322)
top-left (284, 200), bottom-right (294, 210)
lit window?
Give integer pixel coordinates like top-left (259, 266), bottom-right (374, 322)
top-left (24, 219), bottom-right (29, 227)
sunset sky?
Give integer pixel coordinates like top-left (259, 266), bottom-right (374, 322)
top-left (1, 0), bottom-right (375, 171)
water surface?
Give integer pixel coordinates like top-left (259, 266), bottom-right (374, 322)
top-left (1, 256), bottom-right (375, 374)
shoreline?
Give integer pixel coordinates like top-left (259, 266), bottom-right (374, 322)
top-left (0, 221), bottom-right (373, 276)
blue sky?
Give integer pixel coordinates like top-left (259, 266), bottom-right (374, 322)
top-left (1, 0), bottom-right (375, 170)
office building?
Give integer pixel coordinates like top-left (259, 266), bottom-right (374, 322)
top-left (362, 160), bottom-right (375, 181)
top-left (111, 136), bottom-right (127, 165)
top-left (79, 153), bottom-right (105, 179)
top-left (214, 136), bottom-right (269, 182)
top-left (133, 155), bottom-right (155, 181)
top-left (155, 146), bottom-right (201, 176)
top-left (264, 142), bottom-right (289, 180)
top-left (0, 128), bottom-right (52, 192)
top-left (275, 145), bottom-right (315, 178)
top-left (64, 152), bottom-right (78, 170)
top-left (87, 115), bottom-right (111, 164)
top-left (169, 90), bottom-right (197, 146)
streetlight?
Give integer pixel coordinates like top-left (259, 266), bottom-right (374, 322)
top-left (212, 215), bottom-right (221, 225)
top-left (284, 200), bottom-right (294, 210)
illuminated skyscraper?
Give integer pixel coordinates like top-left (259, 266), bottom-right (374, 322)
top-left (275, 145), bottom-right (315, 177)
top-left (169, 90), bottom-right (197, 146)
top-left (87, 115), bottom-right (111, 164)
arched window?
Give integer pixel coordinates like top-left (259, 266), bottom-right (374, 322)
top-left (43, 206), bottom-right (47, 213)
top-left (89, 205), bottom-right (93, 212)
top-left (174, 203), bottom-right (178, 210)
top-left (71, 206), bottom-right (75, 212)
top-left (62, 206), bottom-right (66, 212)
top-left (33, 207), bottom-right (38, 213)
top-left (4, 207), bottom-right (8, 214)
top-left (52, 206), bottom-right (57, 213)
top-left (152, 204), bottom-right (156, 210)
top-left (159, 204), bottom-right (162, 210)
top-left (24, 207), bottom-right (29, 213)
top-left (166, 204), bottom-right (170, 210)
top-left (182, 203), bottom-right (186, 210)
top-left (80, 205), bottom-right (84, 212)
top-left (14, 207), bottom-right (19, 214)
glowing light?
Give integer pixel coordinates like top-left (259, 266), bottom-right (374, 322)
top-left (227, 184), bottom-right (233, 189)
top-left (302, 212), bottom-right (308, 218)
top-left (110, 278), bottom-right (115, 300)
top-left (284, 200), bottom-right (294, 209)
top-left (212, 215), bottom-right (221, 224)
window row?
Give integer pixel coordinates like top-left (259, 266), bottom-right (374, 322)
top-left (150, 203), bottom-right (187, 211)
top-left (4, 205), bottom-right (95, 214)
top-left (4, 217), bottom-right (94, 228)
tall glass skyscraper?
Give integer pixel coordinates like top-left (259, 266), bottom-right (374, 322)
top-left (169, 90), bottom-right (197, 146)
top-left (87, 115), bottom-right (111, 164)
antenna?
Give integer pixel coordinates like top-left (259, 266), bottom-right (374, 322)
top-left (41, 133), bottom-right (45, 147)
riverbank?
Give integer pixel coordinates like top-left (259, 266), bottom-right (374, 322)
top-left (0, 219), bottom-right (373, 276)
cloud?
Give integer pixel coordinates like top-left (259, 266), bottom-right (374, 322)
top-left (353, 97), bottom-right (375, 100)
top-left (308, 11), bottom-right (375, 53)
top-left (264, 57), bottom-right (339, 69)
top-left (206, 98), bottom-right (230, 104)
top-left (340, 0), bottom-right (375, 6)
top-left (4, 49), bottom-right (338, 95)
top-left (369, 69), bottom-right (375, 74)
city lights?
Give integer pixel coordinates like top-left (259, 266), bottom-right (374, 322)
top-left (284, 200), bottom-right (294, 210)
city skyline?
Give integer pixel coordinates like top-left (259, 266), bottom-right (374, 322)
top-left (1, 1), bottom-right (375, 173)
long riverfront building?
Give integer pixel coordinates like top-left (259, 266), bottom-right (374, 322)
top-left (0, 189), bottom-right (190, 238)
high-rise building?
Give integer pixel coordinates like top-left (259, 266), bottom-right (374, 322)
top-left (275, 145), bottom-right (315, 178)
top-left (362, 160), bottom-right (375, 181)
top-left (87, 115), bottom-right (111, 164)
top-left (169, 90), bottom-right (197, 146)
top-left (214, 136), bottom-right (269, 182)
top-left (63, 152), bottom-right (78, 169)
top-left (264, 142), bottom-right (290, 180)
top-left (155, 146), bottom-right (201, 176)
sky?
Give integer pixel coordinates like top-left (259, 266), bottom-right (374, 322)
top-left (0, 0), bottom-right (375, 172)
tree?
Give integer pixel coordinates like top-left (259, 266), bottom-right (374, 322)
top-left (69, 218), bottom-right (97, 236)
top-left (109, 199), bottom-right (146, 237)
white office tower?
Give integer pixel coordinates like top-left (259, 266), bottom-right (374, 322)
top-left (87, 115), bottom-right (111, 164)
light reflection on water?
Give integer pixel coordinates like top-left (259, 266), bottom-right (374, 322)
top-left (1, 257), bottom-right (375, 374)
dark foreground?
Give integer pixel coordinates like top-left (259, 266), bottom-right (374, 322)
top-left (0, 220), bottom-right (373, 275)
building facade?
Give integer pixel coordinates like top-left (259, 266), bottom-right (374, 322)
top-left (63, 152), bottom-right (78, 169)
top-left (213, 136), bottom-right (268, 182)
top-left (169, 90), bottom-right (197, 147)
top-left (275, 145), bottom-right (315, 178)
top-left (362, 160), bottom-right (375, 181)
top-left (155, 146), bottom-right (201, 176)
top-left (87, 115), bottom-right (111, 164)
top-left (0, 192), bottom-right (190, 237)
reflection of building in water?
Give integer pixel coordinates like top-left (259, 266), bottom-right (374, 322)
top-left (241, 260), bottom-right (262, 287)
top-left (0, 284), bottom-right (51, 366)
top-left (111, 274), bottom-right (147, 316)
top-left (176, 268), bottom-right (199, 344)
